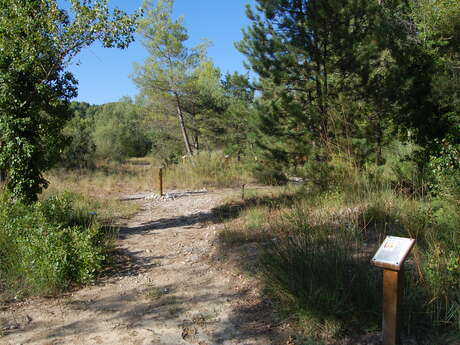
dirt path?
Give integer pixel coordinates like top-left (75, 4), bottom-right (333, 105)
top-left (0, 189), bottom-right (289, 345)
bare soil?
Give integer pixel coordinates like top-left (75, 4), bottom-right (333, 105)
top-left (0, 188), bottom-right (291, 345)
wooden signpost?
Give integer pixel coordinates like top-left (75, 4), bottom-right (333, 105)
top-left (158, 167), bottom-right (164, 196)
top-left (371, 236), bottom-right (416, 345)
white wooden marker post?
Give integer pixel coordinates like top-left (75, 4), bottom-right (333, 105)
top-left (371, 236), bottom-right (415, 345)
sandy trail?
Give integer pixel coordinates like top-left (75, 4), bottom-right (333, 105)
top-left (0, 189), bottom-right (288, 345)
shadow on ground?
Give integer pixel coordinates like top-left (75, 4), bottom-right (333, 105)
top-left (14, 277), bottom-right (284, 344)
top-left (116, 191), bottom-right (298, 238)
top-left (10, 190), bottom-right (299, 345)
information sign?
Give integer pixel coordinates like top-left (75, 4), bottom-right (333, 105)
top-left (371, 236), bottom-right (415, 271)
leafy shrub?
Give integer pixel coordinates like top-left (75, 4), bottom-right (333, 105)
top-left (251, 163), bottom-right (288, 185)
top-left (0, 192), bottom-right (109, 297)
top-left (382, 141), bottom-right (427, 195)
top-left (429, 138), bottom-right (460, 201)
top-left (93, 102), bottom-right (151, 162)
top-left (297, 154), bottom-right (366, 194)
top-left (60, 116), bottom-right (97, 169)
top-left (301, 159), bottom-right (335, 191)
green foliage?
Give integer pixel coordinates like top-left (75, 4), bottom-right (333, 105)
top-left (410, 0), bottom-right (460, 50)
top-left (0, 192), bottom-right (109, 297)
top-left (165, 151), bottom-right (251, 189)
top-left (60, 115), bottom-right (97, 169)
top-left (215, 72), bottom-right (256, 158)
top-left (69, 101), bottom-right (100, 119)
top-left (429, 139), bottom-right (460, 201)
top-left (237, 0), bottom-right (459, 185)
top-left (133, 0), bottom-right (210, 157)
top-left (237, 0), bottom-right (380, 170)
top-left (149, 125), bottom-right (184, 165)
top-left (92, 102), bottom-right (151, 162)
top-left (0, 0), bottom-right (139, 203)
top-left (225, 173), bottom-right (459, 340)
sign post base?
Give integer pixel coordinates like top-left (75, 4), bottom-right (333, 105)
top-left (383, 269), bottom-right (403, 345)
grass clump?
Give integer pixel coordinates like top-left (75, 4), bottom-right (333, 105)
top-left (145, 286), bottom-right (166, 300)
top-left (258, 198), bottom-right (382, 339)
top-left (0, 192), bottom-right (112, 298)
top-left (164, 151), bottom-right (251, 190)
top-left (272, 194), bottom-right (458, 342)
top-left (45, 160), bottom-right (153, 222)
top-left (217, 162), bottom-right (459, 343)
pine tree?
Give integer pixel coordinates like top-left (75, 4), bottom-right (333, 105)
top-left (133, 0), bottom-right (210, 157)
top-left (236, 0), bottom-right (383, 172)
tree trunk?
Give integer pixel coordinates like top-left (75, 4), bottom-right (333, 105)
top-left (375, 113), bottom-right (384, 165)
top-left (174, 93), bottom-right (193, 157)
top-left (194, 133), bottom-right (199, 152)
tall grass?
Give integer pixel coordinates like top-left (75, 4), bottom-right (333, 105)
top-left (217, 159), bottom-right (459, 343)
top-left (45, 158), bottom-right (152, 218)
top-left (46, 151), bottom-right (251, 201)
top-left (164, 151), bottom-right (252, 190)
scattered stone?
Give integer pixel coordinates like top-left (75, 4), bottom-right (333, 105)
top-left (181, 326), bottom-right (198, 341)
top-left (144, 189), bottom-right (209, 202)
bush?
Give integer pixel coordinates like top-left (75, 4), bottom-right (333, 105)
top-left (60, 116), bottom-right (96, 169)
top-left (0, 192), bottom-right (109, 298)
top-left (251, 162), bottom-right (288, 185)
top-left (429, 138), bottom-right (460, 201)
top-left (93, 102), bottom-right (151, 162)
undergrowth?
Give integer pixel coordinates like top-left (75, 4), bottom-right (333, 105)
top-left (9, 151), bottom-right (251, 298)
top-left (163, 151), bottom-right (252, 189)
top-left (217, 160), bottom-right (459, 344)
top-left (0, 192), bottom-right (114, 298)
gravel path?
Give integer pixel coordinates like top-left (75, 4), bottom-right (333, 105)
top-left (0, 189), bottom-right (289, 345)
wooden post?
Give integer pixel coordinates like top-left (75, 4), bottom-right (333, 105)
top-left (371, 236), bottom-right (415, 345)
top-left (159, 167), bottom-right (164, 196)
top-left (383, 269), bottom-right (403, 345)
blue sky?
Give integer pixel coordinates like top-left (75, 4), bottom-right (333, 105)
top-left (67, 0), bottom-right (254, 105)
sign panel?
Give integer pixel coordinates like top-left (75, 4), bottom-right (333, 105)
top-left (371, 236), bottom-right (415, 271)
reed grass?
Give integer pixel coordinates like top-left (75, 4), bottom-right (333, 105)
top-left (162, 151), bottom-right (252, 190)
